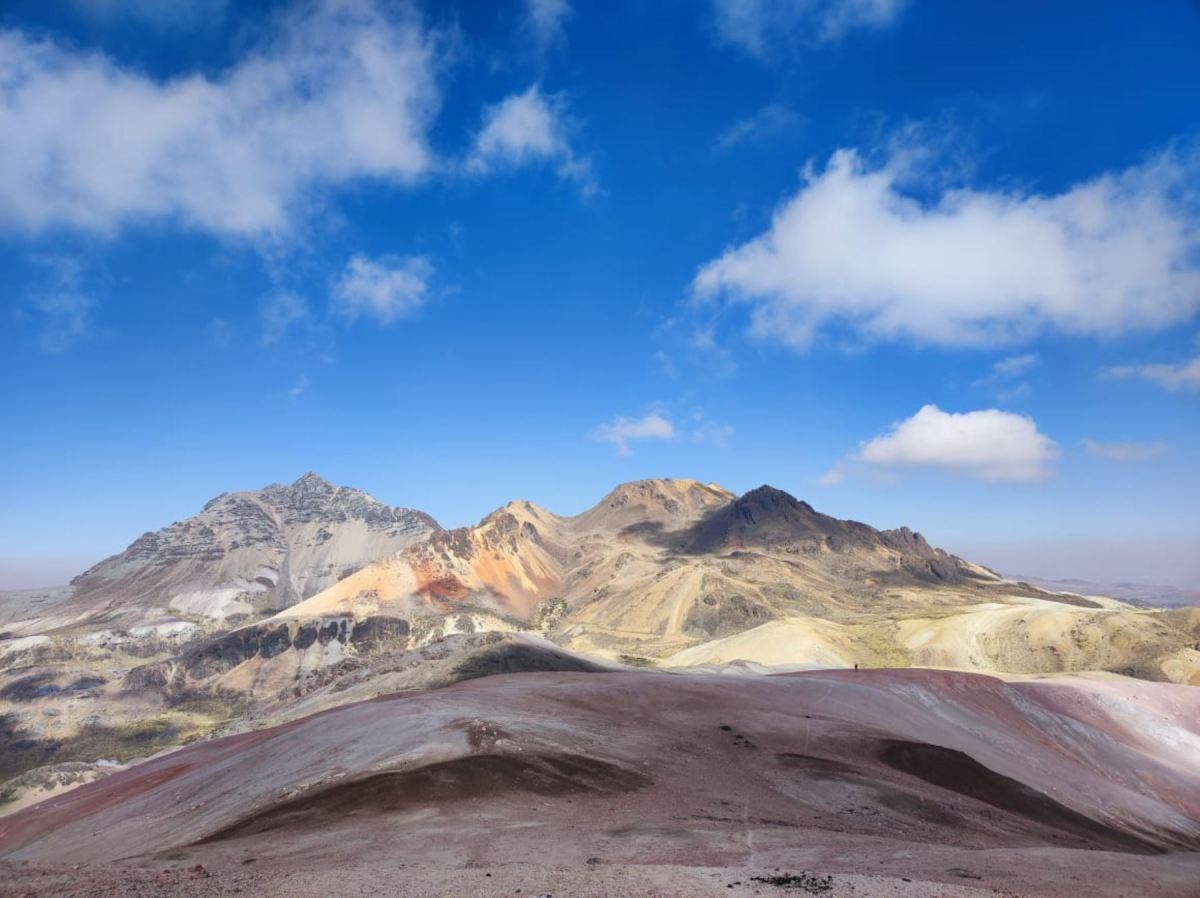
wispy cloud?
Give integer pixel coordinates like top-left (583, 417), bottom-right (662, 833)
top-left (288, 373), bottom-right (310, 400)
top-left (207, 317), bottom-right (234, 348)
top-left (1107, 356), bottom-right (1200, 392)
top-left (654, 314), bottom-right (739, 380)
top-left (716, 102), bottom-right (800, 151)
top-left (332, 254), bottom-right (433, 325)
top-left (0, 1), bottom-right (440, 239)
top-left (259, 292), bottom-right (310, 346)
top-left (653, 350), bottom-right (678, 379)
top-left (688, 409), bottom-right (735, 447)
top-left (817, 467), bottom-right (845, 486)
top-left (593, 413), bottom-right (676, 456)
top-left (26, 256), bottom-right (97, 352)
top-left (988, 353), bottom-right (1038, 378)
top-left (972, 353), bottom-right (1038, 401)
top-left (68, 0), bottom-right (228, 28)
top-left (466, 85), bottom-right (596, 197)
top-left (712, 0), bottom-right (907, 57)
top-left (687, 326), bottom-right (738, 376)
top-left (695, 145), bottom-right (1200, 349)
top-left (822, 405), bottom-right (1059, 484)
top-left (525, 0), bottom-right (570, 48)
top-left (1082, 439), bottom-right (1167, 461)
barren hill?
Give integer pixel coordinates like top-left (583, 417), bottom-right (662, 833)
top-left (280, 478), bottom-right (999, 624)
top-left (3, 668), bottom-right (1199, 897)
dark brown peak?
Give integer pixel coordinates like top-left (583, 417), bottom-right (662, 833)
top-left (722, 486), bottom-right (831, 529)
top-left (876, 527), bottom-right (977, 583)
top-left (685, 485), bottom-right (869, 554)
top-left (737, 485), bottom-right (813, 511)
top-left (880, 526), bottom-right (932, 552)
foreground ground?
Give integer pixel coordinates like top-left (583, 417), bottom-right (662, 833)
top-left (6, 854), bottom-right (1200, 898)
top-left (2, 667), bottom-right (1198, 897)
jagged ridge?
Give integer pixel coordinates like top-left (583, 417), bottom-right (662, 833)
top-left (51, 474), bottom-right (439, 630)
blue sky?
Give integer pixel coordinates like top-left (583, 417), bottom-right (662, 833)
top-left (2, 0), bottom-right (1198, 588)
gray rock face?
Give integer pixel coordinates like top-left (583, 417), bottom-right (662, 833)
top-left (51, 474), bottom-right (439, 630)
top-left (878, 525), bottom-right (975, 582)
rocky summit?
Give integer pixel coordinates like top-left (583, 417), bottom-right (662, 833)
top-left (24, 473), bottom-right (439, 634)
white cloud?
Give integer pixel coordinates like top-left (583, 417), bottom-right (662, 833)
top-left (467, 85), bottom-right (595, 196)
top-left (259, 292), bottom-right (310, 345)
top-left (593, 413), bottom-right (676, 456)
top-left (834, 405), bottom-right (1059, 482)
top-left (716, 102), bottom-right (800, 151)
top-left (712, 0), bottom-right (906, 55)
top-left (469, 87), bottom-right (560, 167)
top-left (27, 257), bottom-right (97, 352)
top-left (525, 0), bottom-right (570, 47)
top-left (0, 1), bottom-right (440, 238)
top-left (1107, 356), bottom-right (1200, 392)
top-left (1082, 439), bottom-right (1167, 461)
top-left (332, 254), bottom-right (432, 325)
top-left (694, 147), bottom-right (1200, 349)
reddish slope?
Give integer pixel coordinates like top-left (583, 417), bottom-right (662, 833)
top-left (2, 669), bottom-right (1199, 896)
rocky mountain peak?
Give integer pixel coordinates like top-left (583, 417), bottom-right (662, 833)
top-left (736, 485), bottom-right (816, 515)
top-left (292, 471), bottom-right (332, 490)
top-left (276, 472), bottom-right (338, 502)
top-left (261, 473), bottom-right (338, 506)
top-left (684, 485), bottom-right (983, 583)
top-left (880, 525), bottom-right (932, 553)
top-left (573, 478), bottom-right (735, 531)
top-left (685, 484), bottom-right (847, 552)
top-left (62, 476), bottom-right (440, 627)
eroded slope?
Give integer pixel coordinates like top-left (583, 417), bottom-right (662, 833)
top-left (2, 668), bottom-right (1198, 897)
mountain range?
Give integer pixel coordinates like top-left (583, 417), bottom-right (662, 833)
top-left (2, 473), bottom-right (1200, 896)
top-left (1, 474), bottom-right (1198, 812)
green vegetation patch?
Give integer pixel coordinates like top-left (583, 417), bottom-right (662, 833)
top-left (0, 712), bottom-right (218, 782)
